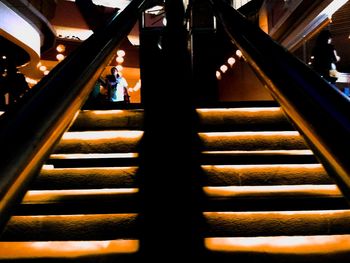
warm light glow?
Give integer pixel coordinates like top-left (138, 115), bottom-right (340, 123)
top-left (116, 56), bottom-right (124, 64)
top-left (0, 240), bottom-right (139, 259)
top-left (236, 49), bottom-right (243, 58)
top-left (201, 163), bottom-right (323, 170)
top-left (56, 44), bottom-right (66, 52)
top-left (2, 55), bottom-right (6, 59)
top-left (24, 188), bottom-right (139, 203)
top-left (205, 235), bottom-right (350, 254)
top-left (220, 64), bottom-right (228, 73)
top-left (204, 209), bottom-right (348, 217)
top-left (199, 131), bottom-right (300, 137)
top-left (117, 50), bottom-right (125, 57)
top-left (86, 110), bottom-right (126, 115)
top-left (196, 107), bottom-right (281, 113)
top-left (25, 77), bottom-right (38, 85)
top-left (116, 65), bottom-right (123, 71)
top-left (50, 153), bottom-right (138, 159)
top-left (227, 57), bottom-right (235, 66)
top-left (202, 150), bottom-right (314, 155)
top-left (216, 70), bottom-right (221, 79)
top-left (44, 70), bottom-right (50, 75)
top-left (204, 184), bottom-right (341, 197)
top-left (56, 54), bottom-right (65, 61)
top-left (39, 65), bottom-right (47, 71)
top-left (62, 130), bottom-right (143, 140)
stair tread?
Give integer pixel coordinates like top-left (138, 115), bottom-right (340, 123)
top-left (204, 184), bottom-right (342, 198)
top-left (2, 214), bottom-right (138, 241)
top-left (201, 150), bottom-right (318, 164)
top-left (196, 107), bottom-right (294, 131)
top-left (70, 109), bottom-right (144, 131)
top-left (202, 164), bottom-right (334, 186)
top-left (33, 166), bottom-right (137, 190)
top-left (199, 131), bottom-right (308, 151)
top-left (53, 130), bottom-right (143, 153)
top-left (205, 234), bottom-right (350, 254)
top-left (22, 188), bottom-right (138, 203)
top-left (204, 210), bottom-right (350, 236)
top-left (0, 239), bottom-right (138, 260)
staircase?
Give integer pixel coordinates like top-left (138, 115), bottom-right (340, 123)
top-left (0, 109), bottom-right (144, 261)
top-left (198, 104), bottom-right (350, 262)
top-left (1, 103), bottom-right (350, 262)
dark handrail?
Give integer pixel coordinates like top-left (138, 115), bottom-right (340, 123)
top-left (0, 0), bottom-right (150, 231)
top-left (209, 0), bottom-right (350, 198)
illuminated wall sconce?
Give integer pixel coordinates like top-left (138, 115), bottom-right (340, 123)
top-left (227, 57), bottom-right (236, 66)
top-left (39, 65), bottom-right (47, 71)
top-left (216, 70), bottom-right (222, 80)
top-left (220, 65), bottom-right (228, 73)
top-left (117, 50), bottom-right (125, 57)
top-left (56, 44), bottom-right (66, 53)
top-left (56, 54), bottom-right (65, 61)
top-left (236, 49), bottom-right (243, 58)
top-left (116, 56), bottom-right (124, 63)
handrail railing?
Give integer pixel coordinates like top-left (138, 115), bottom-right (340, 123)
top-left (209, 0), bottom-right (350, 199)
top-left (0, 0), bottom-right (150, 231)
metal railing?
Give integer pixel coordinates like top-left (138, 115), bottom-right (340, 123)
top-left (0, 0), bottom-right (150, 231)
top-left (209, 0), bottom-right (350, 200)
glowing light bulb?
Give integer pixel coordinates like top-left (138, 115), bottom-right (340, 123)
top-left (236, 49), bottom-right (242, 58)
top-left (227, 57), bottom-right (235, 66)
top-left (216, 70), bottom-right (222, 80)
top-left (56, 44), bottom-right (66, 52)
top-left (56, 54), bottom-right (65, 61)
top-left (117, 50), bottom-right (125, 57)
top-left (116, 57), bottom-right (124, 63)
top-left (220, 65), bottom-right (228, 73)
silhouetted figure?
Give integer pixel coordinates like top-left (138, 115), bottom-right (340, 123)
top-left (105, 67), bottom-right (129, 103)
top-left (4, 62), bottom-right (29, 104)
top-left (311, 29), bottom-right (340, 84)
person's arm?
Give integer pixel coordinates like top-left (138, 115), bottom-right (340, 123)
top-left (334, 50), bottom-right (340, 62)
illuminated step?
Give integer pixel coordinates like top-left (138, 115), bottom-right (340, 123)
top-left (1, 214), bottom-right (138, 241)
top-left (0, 239), bottom-right (138, 260)
top-left (201, 150), bottom-right (318, 164)
top-left (205, 235), bottom-right (350, 261)
top-left (53, 130), bottom-right (144, 153)
top-left (196, 107), bottom-right (293, 131)
top-left (201, 164), bottom-right (333, 186)
top-left (204, 185), bottom-right (341, 198)
top-left (70, 109), bottom-right (144, 131)
top-left (203, 185), bottom-right (347, 211)
top-left (47, 153), bottom-right (139, 167)
top-left (33, 166), bottom-right (138, 190)
top-left (198, 131), bottom-right (308, 151)
top-left (18, 189), bottom-right (139, 215)
top-left (204, 210), bottom-right (350, 237)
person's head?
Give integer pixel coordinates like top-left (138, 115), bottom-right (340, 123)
top-left (111, 66), bottom-right (118, 75)
top-left (317, 29), bottom-right (333, 44)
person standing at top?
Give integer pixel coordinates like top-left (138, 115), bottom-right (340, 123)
top-left (311, 29), bottom-right (340, 84)
top-left (105, 66), bottom-right (130, 103)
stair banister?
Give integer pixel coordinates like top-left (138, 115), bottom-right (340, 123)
top-left (208, 0), bottom-right (350, 199)
top-left (0, 0), bottom-right (150, 231)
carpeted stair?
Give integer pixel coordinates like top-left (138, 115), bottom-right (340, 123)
top-left (0, 109), bottom-right (144, 262)
top-left (197, 105), bottom-right (350, 262)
